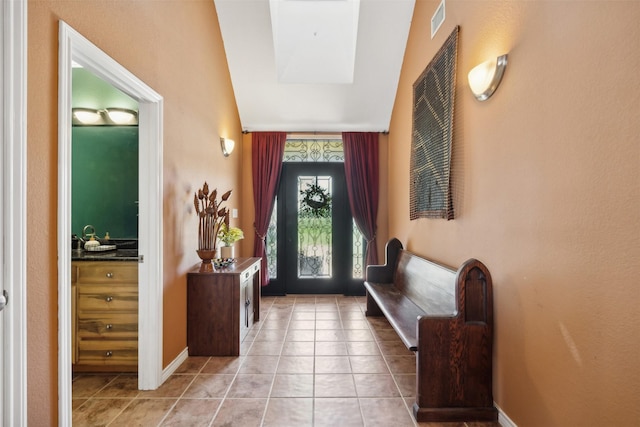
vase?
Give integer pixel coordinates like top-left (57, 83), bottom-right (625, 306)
top-left (220, 245), bottom-right (234, 259)
top-left (196, 249), bottom-right (218, 272)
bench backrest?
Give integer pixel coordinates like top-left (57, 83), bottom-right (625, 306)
top-left (394, 250), bottom-right (457, 316)
top-left (367, 238), bottom-right (493, 324)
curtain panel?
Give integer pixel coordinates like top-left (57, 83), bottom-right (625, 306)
top-left (342, 132), bottom-right (379, 268)
top-left (252, 132), bottom-right (287, 286)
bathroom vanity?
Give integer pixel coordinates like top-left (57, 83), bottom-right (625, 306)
top-left (71, 248), bottom-right (139, 372)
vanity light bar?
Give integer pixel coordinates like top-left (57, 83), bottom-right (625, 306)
top-left (72, 108), bottom-right (138, 125)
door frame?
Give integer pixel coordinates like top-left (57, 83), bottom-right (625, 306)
top-left (1, 0), bottom-right (27, 425)
top-left (57, 21), bottom-right (164, 425)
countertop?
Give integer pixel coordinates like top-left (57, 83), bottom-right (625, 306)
top-left (72, 248), bottom-right (139, 262)
top-left (187, 257), bottom-right (261, 275)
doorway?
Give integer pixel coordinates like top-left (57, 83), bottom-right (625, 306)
top-left (280, 162), bottom-right (352, 294)
top-left (262, 155), bottom-right (365, 296)
top-left (58, 21), bottom-right (164, 426)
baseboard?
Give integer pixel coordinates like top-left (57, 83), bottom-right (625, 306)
top-left (495, 403), bottom-right (518, 427)
top-left (162, 347), bottom-right (189, 382)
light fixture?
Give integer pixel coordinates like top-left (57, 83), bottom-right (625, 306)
top-left (106, 108), bottom-right (138, 125)
top-left (468, 54), bottom-right (508, 101)
top-left (72, 107), bottom-right (139, 125)
top-left (72, 108), bottom-right (102, 124)
top-left (220, 137), bottom-right (235, 157)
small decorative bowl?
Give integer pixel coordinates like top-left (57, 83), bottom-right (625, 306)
top-left (213, 258), bottom-right (236, 269)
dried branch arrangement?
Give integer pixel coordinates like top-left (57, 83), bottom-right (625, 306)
top-left (193, 182), bottom-right (232, 252)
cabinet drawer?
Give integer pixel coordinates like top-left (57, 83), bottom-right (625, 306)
top-left (241, 270), bottom-right (250, 281)
top-left (77, 263), bottom-right (138, 283)
top-left (240, 263), bottom-right (259, 281)
top-left (77, 289), bottom-right (138, 312)
top-left (77, 339), bottom-right (137, 365)
top-left (78, 313), bottom-right (138, 338)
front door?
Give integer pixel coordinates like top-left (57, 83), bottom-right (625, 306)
top-left (278, 163), bottom-right (353, 294)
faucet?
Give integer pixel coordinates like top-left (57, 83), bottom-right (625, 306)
top-left (82, 224), bottom-right (96, 241)
top-left (72, 234), bottom-right (84, 250)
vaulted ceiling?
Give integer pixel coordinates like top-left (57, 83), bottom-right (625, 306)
top-left (214, 0), bottom-right (415, 133)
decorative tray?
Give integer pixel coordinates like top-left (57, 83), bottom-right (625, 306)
top-left (85, 244), bottom-right (117, 252)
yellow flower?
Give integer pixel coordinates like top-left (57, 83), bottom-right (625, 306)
top-left (218, 224), bottom-right (244, 246)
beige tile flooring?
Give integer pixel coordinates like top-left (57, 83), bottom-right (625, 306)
top-left (72, 295), bottom-right (501, 427)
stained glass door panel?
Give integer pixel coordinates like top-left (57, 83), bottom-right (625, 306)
top-left (297, 175), bottom-right (332, 278)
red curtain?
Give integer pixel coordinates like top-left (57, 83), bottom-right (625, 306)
top-left (252, 132), bottom-right (286, 286)
top-left (342, 132), bottom-right (379, 267)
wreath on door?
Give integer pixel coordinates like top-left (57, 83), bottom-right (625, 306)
top-left (300, 184), bottom-right (332, 218)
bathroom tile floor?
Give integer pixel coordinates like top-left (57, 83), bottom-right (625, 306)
top-left (72, 295), bottom-right (502, 427)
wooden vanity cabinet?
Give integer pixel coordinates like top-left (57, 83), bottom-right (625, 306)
top-left (187, 258), bottom-right (261, 356)
top-left (71, 264), bottom-right (77, 364)
top-left (72, 261), bottom-right (138, 371)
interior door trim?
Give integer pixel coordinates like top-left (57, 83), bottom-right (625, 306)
top-left (1, 0), bottom-right (28, 424)
top-left (57, 21), bottom-right (164, 426)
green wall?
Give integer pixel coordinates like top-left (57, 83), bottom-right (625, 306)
top-left (72, 126), bottom-right (139, 239)
top-left (72, 68), bottom-right (138, 110)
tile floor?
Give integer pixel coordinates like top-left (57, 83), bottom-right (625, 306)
top-left (72, 295), bottom-right (502, 427)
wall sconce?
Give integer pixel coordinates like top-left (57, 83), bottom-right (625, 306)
top-left (468, 54), bottom-right (508, 101)
top-left (72, 108), bottom-right (139, 125)
top-left (220, 137), bottom-right (235, 157)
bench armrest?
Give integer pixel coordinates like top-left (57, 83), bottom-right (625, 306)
top-left (365, 238), bottom-right (403, 283)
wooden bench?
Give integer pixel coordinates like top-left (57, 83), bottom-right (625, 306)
top-left (364, 238), bottom-right (498, 422)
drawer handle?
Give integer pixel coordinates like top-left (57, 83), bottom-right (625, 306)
top-left (105, 296), bottom-right (113, 302)
top-left (106, 272), bottom-right (114, 279)
top-left (106, 324), bottom-right (113, 330)
top-left (105, 351), bottom-right (113, 357)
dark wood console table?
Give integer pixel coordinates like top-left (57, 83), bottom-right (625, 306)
top-left (187, 257), bottom-right (261, 356)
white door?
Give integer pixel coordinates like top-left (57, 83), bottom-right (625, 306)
top-left (1, 1), bottom-right (6, 421)
top-left (1, 0), bottom-right (28, 425)
top-left (1, 2), bottom-right (5, 417)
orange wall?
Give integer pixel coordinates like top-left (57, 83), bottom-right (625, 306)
top-left (389, 1), bottom-right (640, 426)
top-left (28, 1), bottom-right (242, 423)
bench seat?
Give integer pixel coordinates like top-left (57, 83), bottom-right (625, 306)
top-left (364, 282), bottom-right (425, 350)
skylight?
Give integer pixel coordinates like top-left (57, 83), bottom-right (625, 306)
top-left (269, 0), bottom-right (360, 84)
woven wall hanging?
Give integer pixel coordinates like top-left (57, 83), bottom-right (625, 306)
top-left (410, 26), bottom-right (459, 220)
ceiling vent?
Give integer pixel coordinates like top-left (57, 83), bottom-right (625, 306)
top-left (431, 0), bottom-right (445, 39)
